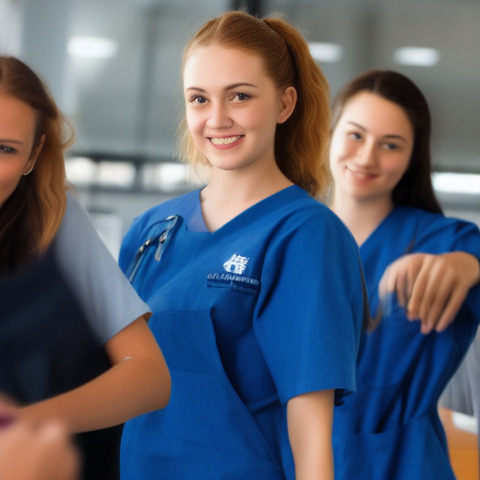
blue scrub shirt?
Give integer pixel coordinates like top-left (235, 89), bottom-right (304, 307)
top-left (333, 206), bottom-right (480, 480)
top-left (119, 186), bottom-right (366, 480)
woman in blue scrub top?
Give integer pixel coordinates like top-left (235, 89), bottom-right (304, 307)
top-left (119, 11), bottom-right (367, 480)
top-left (329, 70), bottom-right (480, 480)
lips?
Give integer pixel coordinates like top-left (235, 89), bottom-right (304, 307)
top-left (346, 166), bottom-right (377, 179)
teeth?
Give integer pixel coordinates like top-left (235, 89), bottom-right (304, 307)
top-left (211, 136), bottom-right (241, 145)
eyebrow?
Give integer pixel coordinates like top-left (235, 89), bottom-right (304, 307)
top-left (185, 82), bottom-right (257, 92)
top-left (346, 121), bottom-right (409, 142)
top-left (0, 138), bottom-right (25, 145)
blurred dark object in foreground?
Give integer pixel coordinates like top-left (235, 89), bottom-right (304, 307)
top-left (0, 250), bottom-right (122, 480)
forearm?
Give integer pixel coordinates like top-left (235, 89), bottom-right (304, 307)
top-left (20, 353), bottom-right (170, 433)
top-left (19, 318), bottom-right (171, 433)
top-left (287, 390), bottom-right (334, 480)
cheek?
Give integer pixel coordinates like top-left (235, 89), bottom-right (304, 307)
top-left (386, 155), bottom-right (410, 180)
top-left (185, 111), bottom-right (200, 134)
top-left (329, 135), bottom-right (350, 165)
top-left (0, 166), bottom-right (24, 204)
top-left (243, 103), bottom-right (276, 131)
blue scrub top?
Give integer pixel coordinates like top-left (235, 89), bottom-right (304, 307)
top-left (119, 186), bottom-right (367, 480)
top-left (333, 206), bottom-right (480, 480)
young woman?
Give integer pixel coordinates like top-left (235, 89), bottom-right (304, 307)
top-left (118, 11), bottom-right (367, 480)
top-left (329, 69), bottom-right (480, 480)
top-left (0, 56), bottom-right (171, 478)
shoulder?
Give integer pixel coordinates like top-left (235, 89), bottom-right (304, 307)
top-left (280, 187), bottom-right (357, 245)
top-left (394, 206), bottom-right (480, 254)
top-left (395, 206), bottom-right (479, 232)
top-left (262, 186), bottom-right (359, 257)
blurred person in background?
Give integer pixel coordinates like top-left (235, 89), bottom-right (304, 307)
top-left (329, 69), bottom-right (480, 480)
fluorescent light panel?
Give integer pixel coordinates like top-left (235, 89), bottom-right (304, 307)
top-left (432, 172), bottom-right (480, 195)
top-left (67, 36), bottom-right (118, 59)
top-left (308, 42), bottom-right (343, 63)
top-left (393, 47), bottom-right (439, 67)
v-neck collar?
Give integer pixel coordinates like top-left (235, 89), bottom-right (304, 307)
top-left (186, 185), bottom-right (304, 234)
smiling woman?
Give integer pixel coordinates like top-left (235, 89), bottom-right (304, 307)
top-left (329, 70), bottom-right (480, 480)
top-left (118, 10), bottom-right (368, 480)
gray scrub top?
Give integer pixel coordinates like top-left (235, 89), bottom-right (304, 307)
top-left (52, 191), bottom-right (150, 344)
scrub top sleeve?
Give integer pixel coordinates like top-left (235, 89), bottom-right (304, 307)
top-left (450, 219), bottom-right (480, 258)
top-left (53, 192), bottom-right (151, 344)
top-left (448, 219), bottom-right (480, 325)
top-left (254, 211), bottom-right (365, 405)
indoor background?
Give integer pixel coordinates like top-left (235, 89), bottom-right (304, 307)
top-left (0, 0), bottom-right (479, 476)
top-left (1, 0), bottom-right (479, 255)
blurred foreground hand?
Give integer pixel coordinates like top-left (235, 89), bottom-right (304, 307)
top-left (0, 414), bottom-right (79, 480)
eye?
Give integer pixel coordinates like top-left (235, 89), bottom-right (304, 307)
top-left (189, 95), bottom-right (207, 105)
top-left (232, 92), bottom-right (251, 102)
top-left (348, 132), bottom-right (362, 141)
top-left (382, 142), bottom-right (400, 151)
top-left (0, 144), bottom-right (16, 154)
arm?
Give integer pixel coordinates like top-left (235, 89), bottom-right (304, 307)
top-left (287, 390), bottom-right (335, 480)
top-left (379, 252), bottom-right (480, 334)
top-left (20, 316), bottom-right (171, 433)
top-left (0, 419), bottom-right (79, 480)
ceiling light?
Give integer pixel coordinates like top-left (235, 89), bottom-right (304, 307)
top-left (308, 42), bottom-right (343, 63)
top-left (432, 172), bottom-right (480, 195)
top-left (393, 47), bottom-right (439, 67)
top-left (67, 36), bottom-right (118, 59)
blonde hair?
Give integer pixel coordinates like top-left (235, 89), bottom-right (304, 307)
top-left (177, 11), bottom-right (331, 198)
top-left (0, 56), bottom-right (74, 274)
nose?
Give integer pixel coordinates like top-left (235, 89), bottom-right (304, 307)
top-left (206, 102), bottom-right (232, 129)
top-left (355, 138), bottom-right (376, 167)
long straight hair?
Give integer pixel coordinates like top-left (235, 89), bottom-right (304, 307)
top-left (0, 56), bottom-right (74, 274)
top-left (178, 11), bottom-right (331, 199)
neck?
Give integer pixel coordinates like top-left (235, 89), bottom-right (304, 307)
top-left (330, 193), bottom-right (394, 246)
top-left (201, 165), bottom-right (293, 231)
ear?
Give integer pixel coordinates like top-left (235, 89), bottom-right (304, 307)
top-left (25, 134), bottom-right (46, 174)
top-left (277, 86), bottom-right (297, 124)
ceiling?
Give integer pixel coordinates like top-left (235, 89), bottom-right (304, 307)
top-left (4, 0), bottom-right (480, 175)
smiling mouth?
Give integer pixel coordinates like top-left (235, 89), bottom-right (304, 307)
top-left (347, 166), bottom-right (377, 178)
top-left (210, 135), bottom-right (243, 145)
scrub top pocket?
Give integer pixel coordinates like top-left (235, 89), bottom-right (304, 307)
top-left (333, 413), bottom-right (455, 480)
top-left (359, 298), bottom-right (423, 388)
top-left (121, 310), bottom-right (285, 480)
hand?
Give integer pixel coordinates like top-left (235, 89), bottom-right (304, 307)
top-left (0, 419), bottom-right (79, 480)
top-left (379, 252), bottom-right (480, 334)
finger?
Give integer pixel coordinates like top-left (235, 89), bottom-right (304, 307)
top-left (434, 289), bottom-right (468, 332)
top-left (38, 422), bottom-right (81, 480)
top-left (379, 263), bottom-right (396, 299)
top-left (406, 256), bottom-right (437, 320)
top-left (396, 266), bottom-right (410, 308)
top-left (410, 263), bottom-right (444, 324)
top-left (418, 273), bottom-right (455, 332)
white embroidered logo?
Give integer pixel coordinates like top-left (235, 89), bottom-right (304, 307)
top-left (223, 254), bottom-right (249, 275)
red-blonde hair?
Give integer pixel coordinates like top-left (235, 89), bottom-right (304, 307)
top-left (177, 11), bottom-right (331, 198)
